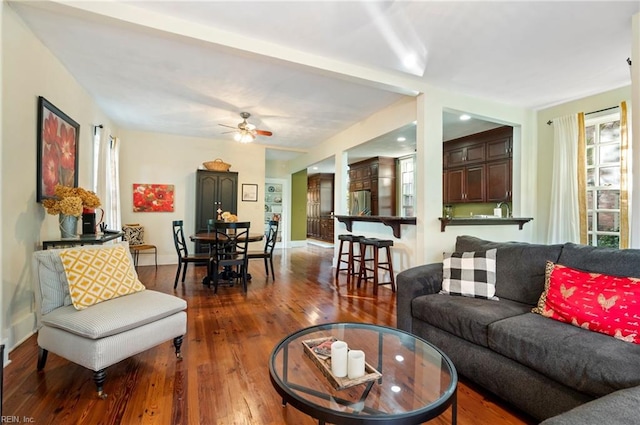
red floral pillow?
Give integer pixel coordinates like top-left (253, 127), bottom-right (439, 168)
top-left (534, 262), bottom-right (640, 344)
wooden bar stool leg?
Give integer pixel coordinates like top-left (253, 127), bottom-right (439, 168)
top-left (373, 245), bottom-right (380, 295)
top-left (347, 240), bottom-right (355, 285)
top-left (357, 242), bottom-right (366, 288)
top-left (386, 246), bottom-right (396, 292)
top-left (335, 240), bottom-right (342, 280)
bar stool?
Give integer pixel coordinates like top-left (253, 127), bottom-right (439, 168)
top-left (358, 238), bottom-right (396, 294)
top-left (335, 234), bottom-right (364, 285)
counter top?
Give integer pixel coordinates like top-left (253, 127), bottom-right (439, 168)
top-left (334, 215), bottom-right (416, 238)
top-left (438, 217), bottom-right (533, 232)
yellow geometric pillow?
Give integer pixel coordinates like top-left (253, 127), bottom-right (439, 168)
top-left (60, 244), bottom-right (145, 310)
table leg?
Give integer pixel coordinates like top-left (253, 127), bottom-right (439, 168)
top-left (281, 397), bottom-right (287, 407)
top-left (451, 388), bottom-right (457, 425)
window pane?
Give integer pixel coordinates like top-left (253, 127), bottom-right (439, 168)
top-left (598, 166), bottom-right (620, 186)
top-left (599, 121), bottom-right (620, 143)
top-left (599, 144), bottom-right (620, 164)
top-left (587, 169), bottom-right (595, 186)
top-left (597, 211), bottom-right (618, 232)
top-left (586, 147), bottom-right (595, 166)
top-left (597, 190), bottom-right (620, 209)
top-left (597, 234), bottom-right (619, 248)
top-left (588, 234), bottom-right (593, 245)
top-left (586, 125), bottom-right (595, 145)
top-left (587, 190), bottom-right (594, 209)
top-left (587, 212), bottom-right (593, 231)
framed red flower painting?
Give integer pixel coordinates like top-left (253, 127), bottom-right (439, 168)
top-left (36, 96), bottom-right (80, 202)
top-left (133, 184), bottom-right (175, 212)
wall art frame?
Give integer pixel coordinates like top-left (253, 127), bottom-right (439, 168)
top-left (242, 183), bottom-right (258, 202)
top-left (37, 96), bottom-right (80, 202)
top-left (133, 183), bottom-right (175, 212)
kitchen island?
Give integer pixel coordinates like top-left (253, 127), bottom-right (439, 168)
top-left (333, 215), bottom-right (416, 238)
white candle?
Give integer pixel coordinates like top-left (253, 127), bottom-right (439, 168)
top-left (331, 341), bottom-right (348, 377)
top-left (347, 350), bottom-right (365, 379)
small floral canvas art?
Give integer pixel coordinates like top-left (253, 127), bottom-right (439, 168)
top-left (133, 184), bottom-right (175, 212)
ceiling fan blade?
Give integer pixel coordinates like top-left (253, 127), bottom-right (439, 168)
top-left (255, 129), bottom-right (273, 137)
top-left (219, 123), bottom-right (238, 129)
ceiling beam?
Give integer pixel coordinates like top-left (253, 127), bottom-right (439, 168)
top-left (42, 0), bottom-right (427, 96)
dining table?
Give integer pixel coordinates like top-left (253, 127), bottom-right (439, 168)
top-left (190, 230), bottom-right (264, 286)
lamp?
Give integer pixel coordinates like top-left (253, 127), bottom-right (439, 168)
top-left (234, 130), bottom-right (255, 144)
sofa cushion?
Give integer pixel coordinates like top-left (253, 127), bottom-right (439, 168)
top-left (60, 244), bottom-right (145, 310)
top-left (41, 289), bottom-right (187, 339)
top-left (557, 242), bottom-right (640, 277)
top-left (455, 236), bottom-right (563, 305)
top-left (411, 294), bottom-right (531, 347)
top-left (441, 249), bottom-right (497, 299)
top-left (488, 313), bottom-right (640, 397)
top-left (540, 386), bottom-right (640, 425)
top-left (533, 262), bottom-right (640, 344)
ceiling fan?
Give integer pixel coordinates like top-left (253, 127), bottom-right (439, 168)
top-left (219, 112), bottom-right (273, 143)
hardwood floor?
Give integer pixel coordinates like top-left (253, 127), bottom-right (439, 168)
top-left (3, 245), bottom-right (536, 425)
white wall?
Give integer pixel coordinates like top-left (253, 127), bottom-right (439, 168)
top-left (118, 129), bottom-right (267, 265)
top-left (1, 3), bottom-right (117, 351)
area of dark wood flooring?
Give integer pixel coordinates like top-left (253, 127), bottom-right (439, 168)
top-left (3, 245), bottom-right (536, 424)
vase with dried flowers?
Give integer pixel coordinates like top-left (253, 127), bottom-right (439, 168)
top-left (42, 185), bottom-right (101, 238)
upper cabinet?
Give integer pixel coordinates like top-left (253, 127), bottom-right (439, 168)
top-left (443, 126), bottom-right (513, 204)
top-left (349, 157), bottom-right (397, 216)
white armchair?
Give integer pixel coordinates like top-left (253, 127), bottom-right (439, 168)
top-left (32, 242), bottom-right (187, 398)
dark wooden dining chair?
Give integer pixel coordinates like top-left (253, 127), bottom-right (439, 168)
top-left (210, 221), bottom-right (251, 293)
top-left (172, 220), bottom-right (210, 289)
top-left (248, 220), bottom-right (279, 279)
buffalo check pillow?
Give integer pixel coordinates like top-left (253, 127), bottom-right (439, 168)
top-left (440, 249), bottom-right (498, 300)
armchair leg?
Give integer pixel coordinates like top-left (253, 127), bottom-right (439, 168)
top-left (93, 369), bottom-right (107, 399)
top-left (37, 348), bottom-right (48, 370)
top-left (173, 335), bottom-right (184, 359)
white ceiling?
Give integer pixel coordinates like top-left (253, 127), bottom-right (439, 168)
top-left (10, 1), bottom-right (639, 167)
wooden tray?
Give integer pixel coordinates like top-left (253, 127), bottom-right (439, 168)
top-left (302, 336), bottom-right (382, 390)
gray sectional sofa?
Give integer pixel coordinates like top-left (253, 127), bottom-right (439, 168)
top-left (397, 235), bottom-right (640, 423)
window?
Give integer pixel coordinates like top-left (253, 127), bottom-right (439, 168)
top-left (398, 155), bottom-right (415, 217)
top-left (585, 113), bottom-right (621, 248)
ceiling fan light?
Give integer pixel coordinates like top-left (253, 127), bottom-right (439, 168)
top-left (233, 132), bottom-right (242, 142)
top-left (238, 132), bottom-right (255, 144)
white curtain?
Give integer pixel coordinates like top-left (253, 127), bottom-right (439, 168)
top-left (547, 115), bottom-right (581, 244)
top-left (624, 102), bottom-right (640, 248)
top-left (95, 127), bottom-right (122, 231)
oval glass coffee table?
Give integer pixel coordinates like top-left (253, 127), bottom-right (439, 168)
top-left (269, 322), bottom-right (457, 425)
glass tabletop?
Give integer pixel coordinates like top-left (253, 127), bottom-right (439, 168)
top-left (269, 322), bottom-right (457, 425)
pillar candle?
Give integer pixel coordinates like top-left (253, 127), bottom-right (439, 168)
top-left (347, 350), bottom-right (365, 379)
top-left (331, 341), bottom-right (348, 377)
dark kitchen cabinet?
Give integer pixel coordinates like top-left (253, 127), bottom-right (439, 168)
top-left (444, 165), bottom-right (485, 203)
top-left (486, 137), bottom-right (512, 161)
top-left (195, 170), bottom-right (238, 253)
top-left (486, 159), bottom-right (512, 202)
top-left (443, 142), bottom-right (485, 168)
top-left (443, 126), bottom-right (512, 203)
top-left (349, 157), bottom-right (396, 216)
top-left (307, 173), bottom-right (334, 242)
